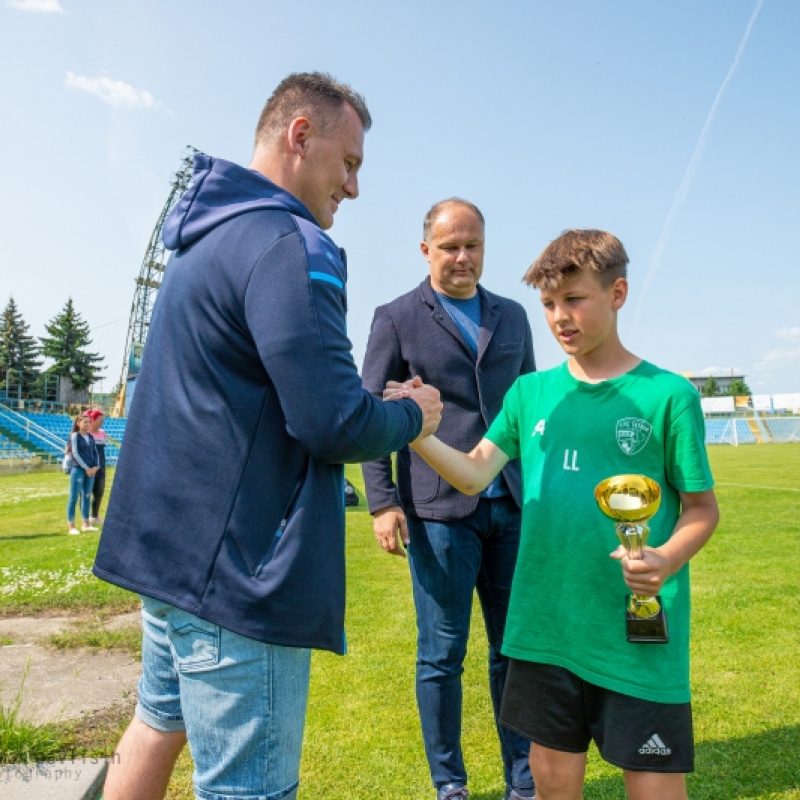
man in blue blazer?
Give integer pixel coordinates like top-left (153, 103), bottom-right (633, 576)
top-left (362, 199), bottom-right (536, 800)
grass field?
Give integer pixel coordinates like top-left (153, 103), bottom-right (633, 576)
top-left (0, 444), bottom-right (799, 799)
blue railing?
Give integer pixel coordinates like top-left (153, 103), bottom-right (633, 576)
top-left (0, 403), bottom-right (66, 458)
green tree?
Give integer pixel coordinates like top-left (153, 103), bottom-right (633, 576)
top-left (701, 376), bottom-right (719, 397)
top-left (39, 298), bottom-right (104, 392)
top-left (725, 378), bottom-right (751, 396)
top-left (0, 296), bottom-right (42, 396)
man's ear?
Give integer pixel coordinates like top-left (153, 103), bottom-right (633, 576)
top-left (419, 240), bottom-right (430, 260)
top-left (287, 117), bottom-right (312, 157)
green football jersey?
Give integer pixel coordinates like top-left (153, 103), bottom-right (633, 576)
top-left (486, 360), bottom-right (713, 703)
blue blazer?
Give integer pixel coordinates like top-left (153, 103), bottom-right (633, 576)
top-left (361, 278), bottom-right (536, 520)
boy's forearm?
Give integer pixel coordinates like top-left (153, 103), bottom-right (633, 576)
top-left (410, 436), bottom-right (507, 496)
top-left (656, 490), bottom-right (719, 574)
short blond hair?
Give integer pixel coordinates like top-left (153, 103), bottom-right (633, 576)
top-left (254, 72), bottom-right (371, 148)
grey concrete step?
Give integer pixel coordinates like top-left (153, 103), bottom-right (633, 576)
top-left (1, 758), bottom-right (107, 799)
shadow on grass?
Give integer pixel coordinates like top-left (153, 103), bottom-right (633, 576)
top-left (0, 533), bottom-right (74, 542)
top-left (466, 726), bottom-right (800, 800)
top-left (578, 725), bottom-right (800, 799)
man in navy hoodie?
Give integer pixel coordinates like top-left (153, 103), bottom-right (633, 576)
top-left (95, 72), bottom-right (442, 800)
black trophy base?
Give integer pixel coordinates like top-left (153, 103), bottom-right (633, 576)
top-left (625, 595), bottom-right (669, 644)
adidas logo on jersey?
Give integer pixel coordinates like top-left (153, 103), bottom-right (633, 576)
top-left (638, 733), bottom-right (672, 755)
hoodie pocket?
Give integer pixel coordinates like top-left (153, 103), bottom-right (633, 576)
top-left (251, 478), bottom-right (304, 578)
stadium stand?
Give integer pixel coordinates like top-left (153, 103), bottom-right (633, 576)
top-left (17, 412), bottom-right (127, 464)
top-left (0, 432), bottom-right (30, 461)
top-left (2, 403), bottom-right (798, 463)
top-left (0, 405), bottom-right (127, 464)
top-left (765, 417), bottom-right (800, 443)
top-left (704, 418), bottom-right (756, 445)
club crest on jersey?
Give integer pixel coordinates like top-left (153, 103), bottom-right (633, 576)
top-left (616, 418), bottom-right (653, 456)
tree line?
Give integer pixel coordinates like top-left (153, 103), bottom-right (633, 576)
top-left (701, 376), bottom-right (751, 397)
top-left (0, 296), bottom-right (104, 397)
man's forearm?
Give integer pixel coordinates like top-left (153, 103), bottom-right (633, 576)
top-left (361, 456), bottom-right (399, 514)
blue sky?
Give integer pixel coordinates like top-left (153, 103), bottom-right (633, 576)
top-left (1, 0), bottom-right (798, 396)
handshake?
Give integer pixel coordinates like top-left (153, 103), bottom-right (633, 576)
top-left (383, 376), bottom-right (442, 441)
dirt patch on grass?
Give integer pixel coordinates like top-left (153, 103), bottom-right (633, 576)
top-left (68, 699), bottom-right (136, 757)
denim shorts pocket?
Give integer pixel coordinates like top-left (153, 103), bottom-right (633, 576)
top-left (166, 611), bottom-right (221, 673)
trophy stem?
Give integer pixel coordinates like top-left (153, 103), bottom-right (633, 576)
top-left (616, 521), bottom-right (662, 619)
top-left (616, 521), bottom-right (647, 560)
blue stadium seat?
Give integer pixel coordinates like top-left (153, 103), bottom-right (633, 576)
top-left (704, 418), bottom-right (755, 445)
top-left (765, 418), bottom-right (800, 443)
top-left (6, 411), bottom-right (129, 463)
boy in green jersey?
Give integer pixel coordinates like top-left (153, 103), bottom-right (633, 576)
top-left (388, 230), bottom-right (719, 800)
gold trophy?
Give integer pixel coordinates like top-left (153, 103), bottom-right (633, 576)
top-left (594, 474), bottom-right (669, 644)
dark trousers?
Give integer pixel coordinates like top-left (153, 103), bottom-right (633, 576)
top-left (406, 496), bottom-right (533, 792)
top-left (91, 471), bottom-right (106, 518)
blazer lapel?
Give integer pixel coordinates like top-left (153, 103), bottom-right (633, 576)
top-left (477, 287), bottom-right (501, 364)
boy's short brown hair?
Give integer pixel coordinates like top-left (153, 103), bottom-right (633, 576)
top-left (523, 229), bottom-right (629, 291)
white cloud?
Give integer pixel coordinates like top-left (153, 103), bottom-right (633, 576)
top-left (64, 72), bottom-right (160, 110)
top-left (755, 327), bottom-right (800, 383)
top-left (7, 0), bottom-right (66, 12)
top-left (773, 326), bottom-right (800, 343)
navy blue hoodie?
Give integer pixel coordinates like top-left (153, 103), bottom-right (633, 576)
top-left (93, 155), bottom-right (422, 653)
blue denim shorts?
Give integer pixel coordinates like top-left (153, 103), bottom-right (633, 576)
top-left (137, 596), bottom-right (312, 800)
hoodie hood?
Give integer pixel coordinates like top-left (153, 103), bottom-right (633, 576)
top-left (162, 154), bottom-right (317, 250)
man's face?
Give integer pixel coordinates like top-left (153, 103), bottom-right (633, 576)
top-left (292, 103), bottom-right (364, 230)
top-left (421, 204), bottom-right (484, 299)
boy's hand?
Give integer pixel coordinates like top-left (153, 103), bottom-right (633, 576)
top-left (611, 488), bottom-right (719, 596)
top-left (383, 379), bottom-right (411, 400)
top-left (610, 545), bottom-right (673, 596)
top-left (382, 376), bottom-right (442, 440)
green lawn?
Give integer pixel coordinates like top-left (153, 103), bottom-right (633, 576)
top-left (1, 446), bottom-right (799, 798)
top-left (0, 470), bottom-right (136, 617)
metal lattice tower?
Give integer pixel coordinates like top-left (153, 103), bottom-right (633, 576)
top-left (117, 146), bottom-right (197, 414)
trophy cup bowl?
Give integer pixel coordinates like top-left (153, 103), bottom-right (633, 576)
top-left (594, 474), bottom-right (669, 644)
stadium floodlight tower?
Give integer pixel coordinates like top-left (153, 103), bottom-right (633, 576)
top-left (116, 146), bottom-right (197, 416)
